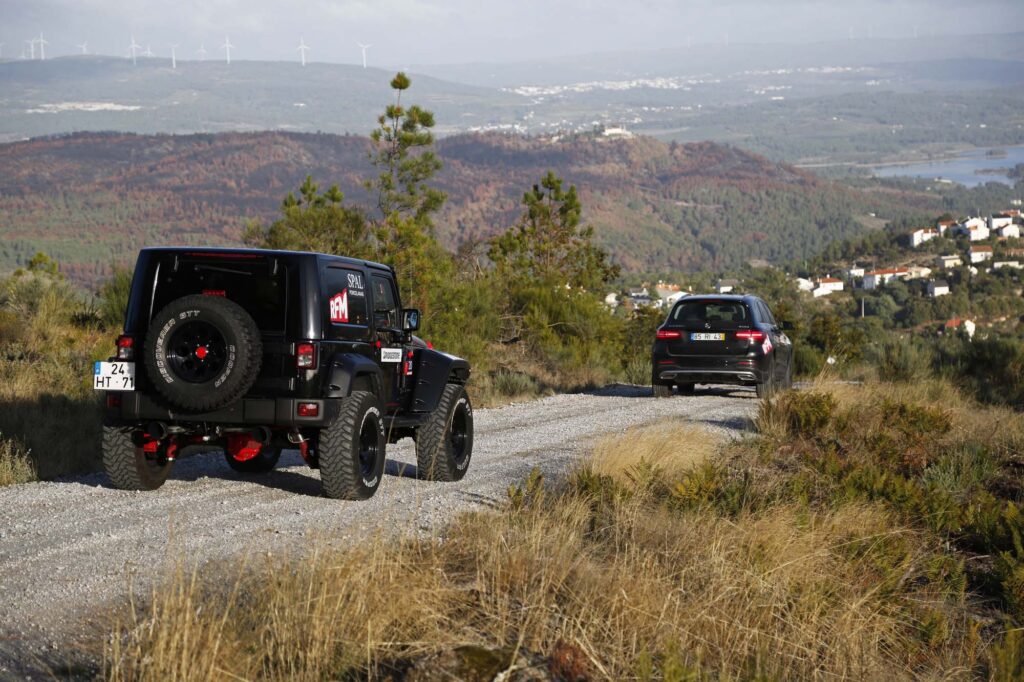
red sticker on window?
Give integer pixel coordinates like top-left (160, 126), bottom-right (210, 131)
top-left (329, 290), bottom-right (349, 324)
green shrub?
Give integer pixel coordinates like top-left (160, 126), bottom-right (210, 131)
top-left (872, 337), bottom-right (933, 383)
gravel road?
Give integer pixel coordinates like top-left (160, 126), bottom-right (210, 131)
top-left (0, 385), bottom-right (756, 677)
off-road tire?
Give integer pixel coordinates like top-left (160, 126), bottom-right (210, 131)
top-left (677, 382), bottom-right (696, 396)
top-left (144, 294), bottom-right (262, 413)
top-left (318, 391), bottom-right (386, 500)
top-left (652, 383), bottom-right (672, 398)
top-left (225, 444), bottom-right (282, 473)
top-left (102, 423), bottom-right (173, 491)
top-left (416, 383), bottom-right (473, 482)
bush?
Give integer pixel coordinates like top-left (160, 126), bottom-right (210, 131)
top-left (871, 336), bottom-right (933, 383)
top-left (0, 434), bottom-right (35, 486)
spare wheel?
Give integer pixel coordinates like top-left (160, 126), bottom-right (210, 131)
top-left (144, 294), bottom-right (262, 412)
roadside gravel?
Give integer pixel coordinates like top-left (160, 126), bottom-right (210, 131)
top-left (0, 385), bottom-right (756, 677)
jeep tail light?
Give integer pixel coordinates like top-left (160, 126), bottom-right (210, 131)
top-left (656, 329), bottom-right (682, 340)
top-left (735, 330), bottom-right (766, 342)
top-left (296, 343), bottom-right (317, 369)
top-left (297, 402), bottom-right (319, 418)
top-left (106, 394), bottom-right (122, 409)
top-left (116, 335), bottom-right (135, 360)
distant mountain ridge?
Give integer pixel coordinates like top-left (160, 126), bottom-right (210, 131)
top-left (0, 130), bottom-right (933, 285)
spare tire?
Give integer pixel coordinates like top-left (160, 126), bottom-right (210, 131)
top-left (144, 294), bottom-right (262, 412)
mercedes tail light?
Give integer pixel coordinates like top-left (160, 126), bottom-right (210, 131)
top-left (656, 329), bottom-right (682, 340)
top-left (735, 330), bottom-right (766, 342)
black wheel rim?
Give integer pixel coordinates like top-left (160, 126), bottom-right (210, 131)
top-left (358, 415), bottom-right (379, 479)
top-left (166, 320), bottom-right (227, 384)
top-left (449, 402), bottom-right (469, 465)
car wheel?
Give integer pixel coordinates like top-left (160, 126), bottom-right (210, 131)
top-left (317, 391), bottom-right (386, 500)
top-left (677, 382), bottom-right (696, 396)
top-left (755, 364), bottom-right (777, 399)
top-left (102, 423), bottom-right (174, 491)
top-left (416, 383), bottom-right (474, 482)
top-left (224, 443), bottom-right (282, 473)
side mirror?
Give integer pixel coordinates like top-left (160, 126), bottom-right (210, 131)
top-left (402, 308), bottom-right (420, 332)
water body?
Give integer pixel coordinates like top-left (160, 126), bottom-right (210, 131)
top-left (873, 146), bottom-right (1024, 188)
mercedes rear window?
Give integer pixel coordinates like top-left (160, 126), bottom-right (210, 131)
top-left (150, 253), bottom-right (289, 333)
top-left (668, 300), bottom-right (751, 329)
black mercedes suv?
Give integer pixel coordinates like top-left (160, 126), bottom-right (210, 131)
top-left (651, 294), bottom-right (794, 398)
top-left (95, 247), bottom-right (473, 500)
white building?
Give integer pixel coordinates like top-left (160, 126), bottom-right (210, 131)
top-left (604, 292), bottom-right (619, 308)
top-left (927, 280), bottom-right (950, 298)
top-left (815, 277), bottom-right (844, 292)
top-left (848, 266), bottom-right (865, 279)
top-left (863, 268), bottom-right (909, 290)
top-left (795, 277), bottom-right (815, 292)
top-left (954, 217), bottom-right (990, 241)
top-left (969, 245), bottom-right (994, 264)
top-left (910, 227), bottom-right (939, 247)
top-left (993, 260), bottom-right (1023, 270)
top-left (936, 219), bottom-right (956, 235)
top-left (936, 254), bottom-right (963, 269)
top-left (716, 279), bottom-right (739, 294)
top-left (990, 213), bottom-right (1015, 231)
top-left (995, 224), bottom-right (1020, 239)
top-left (907, 265), bottom-right (932, 280)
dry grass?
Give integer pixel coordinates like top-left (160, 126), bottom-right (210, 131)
top-left (0, 434), bottom-right (36, 486)
top-left (102, 419), bottom-right (990, 680)
top-left (588, 420), bottom-right (721, 483)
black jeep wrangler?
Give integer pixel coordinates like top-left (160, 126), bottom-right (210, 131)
top-left (95, 247), bottom-right (473, 500)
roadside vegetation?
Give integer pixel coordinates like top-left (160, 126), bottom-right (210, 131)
top-left (102, 376), bottom-right (1024, 680)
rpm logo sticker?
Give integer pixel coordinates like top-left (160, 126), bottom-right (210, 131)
top-left (329, 290), bottom-right (349, 323)
top-left (380, 347), bottom-right (402, 363)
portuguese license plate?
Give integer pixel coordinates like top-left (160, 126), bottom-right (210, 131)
top-left (690, 332), bottom-right (725, 341)
top-left (93, 361), bottom-right (135, 391)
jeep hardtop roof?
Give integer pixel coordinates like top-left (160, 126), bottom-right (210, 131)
top-left (138, 246), bottom-right (394, 274)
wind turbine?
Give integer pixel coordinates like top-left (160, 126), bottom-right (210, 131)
top-left (357, 42), bottom-right (370, 69)
top-left (26, 38), bottom-right (36, 60)
top-left (128, 34), bottom-right (141, 65)
top-left (196, 43), bottom-right (207, 61)
top-left (37, 33), bottom-right (48, 60)
top-left (220, 35), bottom-right (233, 64)
top-left (297, 37), bottom-right (309, 66)
top-left (76, 41), bottom-right (88, 55)
top-left (169, 43), bottom-right (178, 69)
top-left (142, 45), bottom-right (154, 58)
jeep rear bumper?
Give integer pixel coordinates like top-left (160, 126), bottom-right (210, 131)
top-left (110, 392), bottom-right (342, 428)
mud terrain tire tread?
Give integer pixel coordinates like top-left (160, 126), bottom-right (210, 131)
top-left (318, 391), bottom-right (385, 500)
top-left (102, 423), bottom-right (172, 491)
top-left (416, 383), bottom-right (473, 482)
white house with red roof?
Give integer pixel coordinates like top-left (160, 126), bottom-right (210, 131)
top-left (909, 227), bottom-right (940, 248)
top-left (863, 267), bottom-right (910, 290)
top-left (969, 245), bottom-right (994, 264)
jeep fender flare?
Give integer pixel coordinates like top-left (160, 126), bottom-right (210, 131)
top-left (324, 353), bottom-right (384, 401)
top-left (411, 349), bottom-right (471, 414)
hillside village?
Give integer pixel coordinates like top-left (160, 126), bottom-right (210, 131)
top-left (609, 208), bottom-right (1024, 340)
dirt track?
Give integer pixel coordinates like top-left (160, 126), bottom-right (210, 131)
top-left (0, 385), bottom-right (757, 676)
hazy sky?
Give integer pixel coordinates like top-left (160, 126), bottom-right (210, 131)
top-left (2, 0), bottom-right (1022, 65)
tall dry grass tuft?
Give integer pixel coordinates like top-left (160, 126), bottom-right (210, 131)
top-left (587, 420), bottom-right (721, 484)
top-left (0, 434), bottom-right (35, 486)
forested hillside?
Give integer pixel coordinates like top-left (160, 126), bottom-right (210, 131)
top-left (0, 130), bottom-right (936, 285)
